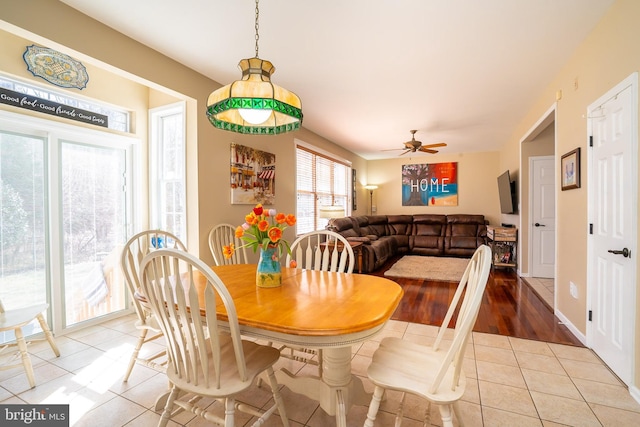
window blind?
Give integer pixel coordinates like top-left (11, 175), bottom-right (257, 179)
top-left (296, 145), bottom-right (350, 234)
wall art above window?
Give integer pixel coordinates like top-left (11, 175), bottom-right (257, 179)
top-left (402, 162), bottom-right (458, 206)
top-left (23, 45), bottom-right (89, 90)
top-left (230, 143), bottom-right (276, 205)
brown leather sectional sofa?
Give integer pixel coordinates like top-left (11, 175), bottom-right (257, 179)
top-left (330, 214), bottom-right (488, 273)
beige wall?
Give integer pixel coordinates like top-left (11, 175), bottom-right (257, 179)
top-left (367, 151), bottom-right (501, 225)
top-left (500, 0), bottom-right (640, 387)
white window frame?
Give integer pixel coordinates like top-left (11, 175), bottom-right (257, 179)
top-left (149, 102), bottom-right (187, 245)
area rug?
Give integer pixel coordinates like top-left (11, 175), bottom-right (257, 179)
top-left (384, 255), bottom-right (470, 282)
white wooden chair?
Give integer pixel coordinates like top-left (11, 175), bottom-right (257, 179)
top-left (0, 300), bottom-right (59, 388)
top-left (139, 248), bottom-right (290, 427)
top-left (208, 223), bottom-right (248, 266)
top-left (363, 245), bottom-right (492, 427)
top-left (282, 230), bottom-right (355, 371)
top-left (120, 229), bottom-right (186, 382)
top-left (286, 229), bottom-right (355, 274)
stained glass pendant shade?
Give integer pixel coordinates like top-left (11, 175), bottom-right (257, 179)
top-left (206, 0), bottom-right (303, 135)
top-left (207, 57), bottom-right (303, 134)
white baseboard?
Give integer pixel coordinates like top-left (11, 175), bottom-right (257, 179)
top-left (554, 308), bottom-right (586, 345)
top-left (630, 385), bottom-right (640, 405)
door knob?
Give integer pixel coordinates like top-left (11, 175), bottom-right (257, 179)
top-left (534, 223), bottom-right (545, 227)
top-left (608, 248), bottom-right (630, 258)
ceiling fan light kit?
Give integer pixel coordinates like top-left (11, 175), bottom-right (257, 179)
top-left (385, 130), bottom-right (447, 156)
top-left (206, 0), bottom-right (303, 135)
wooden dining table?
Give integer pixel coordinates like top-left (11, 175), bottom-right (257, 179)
top-left (186, 264), bottom-right (403, 427)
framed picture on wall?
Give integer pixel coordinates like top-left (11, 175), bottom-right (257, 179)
top-left (561, 147), bottom-right (580, 191)
top-left (401, 162), bottom-right (458, 206)
top-left (352, 169), bottom-right (357, 211)
top-left (230, 143), bottom-right (276, 204)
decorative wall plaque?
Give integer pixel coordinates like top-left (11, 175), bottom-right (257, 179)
top-left (23, 45), bottom-right (89, 90)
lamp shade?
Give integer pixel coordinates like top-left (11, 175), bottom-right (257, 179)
top-left (206, 57), bottom-right (303, 135)
top-left (364, 184), bottom-right (378, 191)
top-left (319, 205), bottom-right (345, 219)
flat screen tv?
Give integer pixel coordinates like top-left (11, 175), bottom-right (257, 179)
top-left (497, 170), bottom-right (517, 214)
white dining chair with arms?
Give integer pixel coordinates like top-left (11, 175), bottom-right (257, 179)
top-left (363, 244), bottom-right (492, 427)
top-left (0, 300), bottom-right (60, 388)
top-left (139, 248), bottom-right (290, 427)
top-left (209, 223), bottom-right (248, 266)
top-left (120, 229), bottom-right (186, 382)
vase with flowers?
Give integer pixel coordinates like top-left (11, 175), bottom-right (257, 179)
top-left (223, 204), bottom-right (296, 288)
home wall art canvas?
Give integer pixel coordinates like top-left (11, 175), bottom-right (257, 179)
top-left (401, 162), bottom-right (458, 206)
top-left (230, 143), bottom-right (276, 205)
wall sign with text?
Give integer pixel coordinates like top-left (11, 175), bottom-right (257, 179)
top-left (401, 162), bottom-right (458, 206)
top-left (0, 87), bottom-right (108, 128)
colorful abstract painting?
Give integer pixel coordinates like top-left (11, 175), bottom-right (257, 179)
top-left (402, 162), bottom-right (458, 206)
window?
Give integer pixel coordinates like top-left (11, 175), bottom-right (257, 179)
top-left (296, 144), bottom-right (351, 234)
top-left (149, 103), bottom-right (186, 244)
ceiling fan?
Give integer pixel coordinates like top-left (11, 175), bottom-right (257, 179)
top-left (384, 130), bottom-right (447, 156)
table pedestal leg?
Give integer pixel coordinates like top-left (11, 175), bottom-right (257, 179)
top-left (275, 346), bottom-right (370, 426)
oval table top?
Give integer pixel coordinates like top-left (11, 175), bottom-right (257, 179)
top-left (202, 264), bottom-right (404, 338)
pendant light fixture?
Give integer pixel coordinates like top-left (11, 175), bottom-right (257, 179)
top-left (206, 0), bottom-right (303, 135)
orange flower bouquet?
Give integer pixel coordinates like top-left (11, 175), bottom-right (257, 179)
top-left (223, 204), bottom-right (296, 287)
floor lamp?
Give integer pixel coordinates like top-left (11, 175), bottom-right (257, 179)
top-left (364, 185), bottom-right (378, 215)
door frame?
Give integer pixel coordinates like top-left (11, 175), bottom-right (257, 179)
top-left (519, 104), bottom-right (557, 290)
top-left (586, 72), bottom-right (638, 386)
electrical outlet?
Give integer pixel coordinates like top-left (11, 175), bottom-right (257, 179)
top-left (371, 205), bottom-right (377, 213)
top-left (570, 281), bottom-right (578, 299)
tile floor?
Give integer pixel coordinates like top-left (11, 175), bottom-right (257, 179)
top-left (2, 314), bottom-right (640, 426)
top-left (523, 277), bottom-right (555, 309)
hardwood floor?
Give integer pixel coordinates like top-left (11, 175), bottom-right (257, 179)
top-left (371, 255), bottom-right (582, 346)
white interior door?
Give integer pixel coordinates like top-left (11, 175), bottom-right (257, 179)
top-left (588, 74), bottom-right (637, 385)
top-left (531, 156), bottom-right (555, 278)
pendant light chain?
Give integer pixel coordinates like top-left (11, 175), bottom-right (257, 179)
top-left (254, 0), bottom-right (260, 58)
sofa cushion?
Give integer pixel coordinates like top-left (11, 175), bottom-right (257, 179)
top-left (361, 215), bottom-right (388, 237)
top-left (346, 236), bottom-right (372, 244)
top-left (411, 214), bottom-right (446, 254)
top-left (331, 217), bottom-right (359, 238)
top-left (368, 236), bottom-right (397, 269)
top-left (386, 215), bottom-right (413, 236)
top-left (444, 214), bottom-right (487, 256)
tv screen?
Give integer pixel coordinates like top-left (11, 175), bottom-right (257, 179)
top-left (497, 170), bottom-right (516, 214)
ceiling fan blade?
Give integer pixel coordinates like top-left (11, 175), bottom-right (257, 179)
top-left (421, 142), bottom-right (447, 149)
top-left (399, 149), bottom-right (412, 156)
top-left (419, 147), bottom-right (439, 154)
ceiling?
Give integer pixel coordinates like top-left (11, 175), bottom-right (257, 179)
top-left (60, 0), bottom-right (615, 160)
